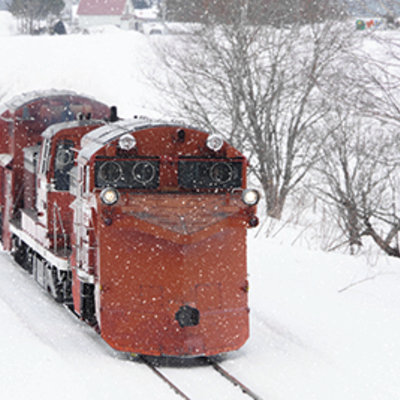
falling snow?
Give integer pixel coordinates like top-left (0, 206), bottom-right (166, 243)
top-left (0, 10), bottom-right (400, 400)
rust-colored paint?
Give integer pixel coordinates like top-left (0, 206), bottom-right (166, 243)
top-left (78, 125), bottom-right (255, 356)
top-left (97, 196), bottom-right (249, 355)
top-left (0, 93), bottom-right (109, 250)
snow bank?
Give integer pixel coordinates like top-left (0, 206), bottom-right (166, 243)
top-left (0, 30), bottom-right (164, 119)
top-left (0, 11), bottom-right (17, 36)
top-left (247, 234), bottom-right (400, 399)
top-left (1, 237), bottom-right (400, 400)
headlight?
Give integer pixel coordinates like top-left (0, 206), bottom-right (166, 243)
top-left (178, 160), bottom-right (243, 189)
top-left (118, 134), bottom-right (136, 150)
top-left (206, 134), bottom-right (224, 152)
top-left (100, 187), bottom-right (119, 205)
top-left (242, 189), bottom-right (260, 206)
top-left (132, 161), bottom-right (156, 184)
top-left (55, 148), bottom-right (73, 168)
top-left (210, 163), bottom-right (233, 184)
top-left (99, 161), bottom-right (122, 183)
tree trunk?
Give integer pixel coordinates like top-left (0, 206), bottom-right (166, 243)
top-left (363, 221), bottom-right (400, 258)
top-left (265, 190), bottom-right (286, 220)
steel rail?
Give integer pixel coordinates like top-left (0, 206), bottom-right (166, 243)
top-left (137, 355), bottom-right (263, 400)
top-left (206, 358), bottom-right (263, 400)
top-left (139, 356), bottom-right (191, 400)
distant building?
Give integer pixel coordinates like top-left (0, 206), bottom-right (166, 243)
top-left (77, 0), bottom-right (136, 29)
top-left (77, 0), bottom-right (159, 30)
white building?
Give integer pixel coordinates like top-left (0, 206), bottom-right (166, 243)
top-left (77, 0), bottom-right (136, 30)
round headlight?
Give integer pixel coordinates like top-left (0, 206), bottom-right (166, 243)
top-left (100, 187), bottom-right (119, 205)
top-left (210, 163), bottom-right (233, 184)
top-left (55, 148), bottom-right (73, 168)
top-left (99, 161), bottom-right (122, 183)
top-left (206, 134), bottom-right (224, 152)
top-left (242, 189), bottom-right (260, 206)
top-left (118, 134), bottom-right (136, 150)
top-left (132, 161), bottom-right (156, 184)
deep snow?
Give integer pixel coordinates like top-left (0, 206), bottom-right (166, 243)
top-left (1, 237), bottom-right (400, 400)
top-left (1, 11), bottom-right (400, 399)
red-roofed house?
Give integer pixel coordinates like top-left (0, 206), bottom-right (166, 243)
top-left (77, 0), bottom-right (136, 29)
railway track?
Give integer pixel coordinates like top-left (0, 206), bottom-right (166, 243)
top-left (138, 355), bottom-right (263, 400)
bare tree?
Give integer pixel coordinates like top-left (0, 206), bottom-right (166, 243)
top-left (156, 11), bottom-right (353, 219)
top-left (343, 30), bottom-right (400, 131)
top-left (314, 107), bottom-right (400, 257)
top-left (317, 14), bottom-right (400, 257)
top-left (165, 0), bottom-right (345, 24)
top-left (8, 0), bottom-right (65, 34)
top-left (351, 0), bottom-right (400, 16)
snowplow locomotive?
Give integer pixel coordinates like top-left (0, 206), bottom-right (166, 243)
top-left (0, 90), bottom-right (259, 357)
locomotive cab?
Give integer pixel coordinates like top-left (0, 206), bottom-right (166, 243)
top-left (72, 120), bottom-right (259, 357)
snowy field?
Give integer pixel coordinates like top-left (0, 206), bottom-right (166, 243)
top-left (1, 11), bottom-right (400, 400)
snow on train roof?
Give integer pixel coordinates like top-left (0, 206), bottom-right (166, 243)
top-left (78, 118), bottom-right (199, 163)
top-left (0, 89), bottom-right (98, 115)
top-left (41, 119), bottom-right (105, 140)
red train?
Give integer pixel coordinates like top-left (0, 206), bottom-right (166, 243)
top-left (0, 90), bottom-right (259, 357)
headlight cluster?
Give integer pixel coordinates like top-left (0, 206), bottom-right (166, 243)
top-left (96, 158), bottom-right (248, 192)
top-left (178, 160), bottom-right (242, 189)
top-left (95, 160), bottom-right (159, 189)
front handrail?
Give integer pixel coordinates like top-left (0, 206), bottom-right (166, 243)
top-left (53, 202), bottom-right (68, 256)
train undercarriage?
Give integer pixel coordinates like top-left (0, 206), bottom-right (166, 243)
top-left (11, 233), bottom-right (72, 304)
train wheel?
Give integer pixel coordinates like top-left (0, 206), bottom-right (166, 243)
top-left (12, 238), bottom-right (28, 270)
top-left (46, 266), bottom-right (64, 303)
top-left (25, 249), bottom-right (34, 274)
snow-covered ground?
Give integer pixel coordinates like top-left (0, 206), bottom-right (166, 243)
top-left (1, 236), bottom-right (400, 400)
top-left (0, 10), bottom-right (17, 35)
top-left (1, 11), bottom-right (400, 399)
top-left (0, 12), bottom-right (163, 119)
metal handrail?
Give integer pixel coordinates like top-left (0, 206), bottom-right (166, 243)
top-left (53, 202), bottom-right (68, 256)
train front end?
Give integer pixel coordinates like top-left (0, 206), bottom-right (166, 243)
top-left (73, 122), bottom-right (259, 357)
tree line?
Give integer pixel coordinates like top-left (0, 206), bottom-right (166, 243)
top-left (8, 0), bottom-right (65, 34)
top-left (156, 0), bottom-right (400, 257)
top-left (165, 0), bottom-right (345, 24)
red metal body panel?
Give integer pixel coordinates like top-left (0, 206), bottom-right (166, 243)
top-left (0, 111), bottom-right (12, 153)
top-left (96, 194), bottom-right (249, 356)
top-left (37, 123), bottom-right (104, 241)
top-left (10, 95), bottom-right (108, 200)
top-left (0, 92), bottom-right (109, 250)
top-left (73, 124), bottom-right (256, 356)
top-left (1, 168), bottom-right (13, 250)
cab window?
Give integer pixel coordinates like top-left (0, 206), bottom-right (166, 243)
top-left (54, 140), bottom-right (74, 191)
